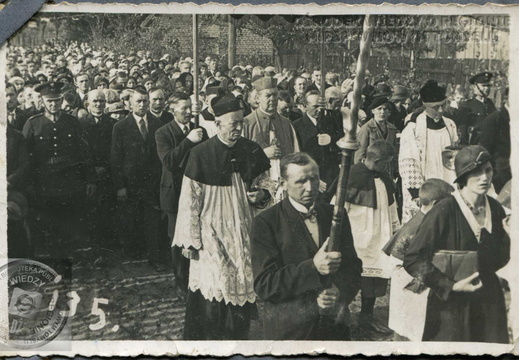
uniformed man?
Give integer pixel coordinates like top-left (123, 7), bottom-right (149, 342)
top-left (456, 72), bottom-right (496, 145)
top-left (22, 81), bottom-right (94, 261)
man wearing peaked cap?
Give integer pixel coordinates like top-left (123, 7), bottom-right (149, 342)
top-left (173, 92), bottom-right (270, 340)
top-left (399, 80), bottom-right (459, 223)
top-left (22, 81), bottom-right (95, 260)
top-left (243, 76), bottom-right (300, 205)
top-left (456, 71), bottom-right (496, 145)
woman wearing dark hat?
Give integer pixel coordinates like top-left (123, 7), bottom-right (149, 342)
top-left (355, 96), bottom-right (398, 165)
top-left (399, 80), bottom-right (459, 223)
top-left (404, 145), bottom-right (509, 343)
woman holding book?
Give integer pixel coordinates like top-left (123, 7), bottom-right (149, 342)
top-left (404, 145), bottom-right (510, 343)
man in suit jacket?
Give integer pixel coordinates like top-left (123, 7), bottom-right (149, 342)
top-left (6, 83), bottom-right (29, 131)
top-left (111, 88), bottom-right (164, 270)
top-left (148, 87), bottom-right (174, 125)
top-left (155, 91), bottom-right (208, 293)
top-left (80, 90), bottom-right (118, 259)
top-left (293, 91), bottom-right (343, 194)
top-left (251, 152), bottom-right (362, 340)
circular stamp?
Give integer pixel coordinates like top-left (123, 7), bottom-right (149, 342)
top-left (0, 259), bottom-right (69, 349)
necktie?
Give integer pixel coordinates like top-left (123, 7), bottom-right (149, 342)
top-left (7, 112), bottom-right (15, 124)
top-left (300, 208), bottom-right (317, 223)
top-left (183, 125), bottom-right (189, 136)
top-left (139, 119), bottom-right (148, 141)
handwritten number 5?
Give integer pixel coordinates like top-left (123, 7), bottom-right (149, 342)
top-left (89, 298), bottom-right (109, 331)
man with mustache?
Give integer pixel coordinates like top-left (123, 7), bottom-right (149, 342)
top-left (243, 77), bottom-right (299, 204)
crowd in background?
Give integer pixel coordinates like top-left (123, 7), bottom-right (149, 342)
top-left (4, 40), bottom-right (512, 342)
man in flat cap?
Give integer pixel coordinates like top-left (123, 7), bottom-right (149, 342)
top-left (22, 81), bottom-right (95, 260)
top-left (173, 93), bottom-right (271, 340)
top-left (399, 80), bottom-right (458, 223)
top-left (243, 76), bottom-right (299, 204)
top-left (456, 71), bottom-right (496, 145)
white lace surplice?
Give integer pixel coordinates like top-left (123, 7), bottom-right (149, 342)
top-left (172, 173), bottom-right (256, 306)
top-left (346, 178), bottom-right (400, 279)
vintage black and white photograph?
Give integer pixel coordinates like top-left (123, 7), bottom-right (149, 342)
top-left (1, 3), bottom-right (516, 355)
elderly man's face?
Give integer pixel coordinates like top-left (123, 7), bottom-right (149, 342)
top-left (169, 99), bottom-right (192, 124)
top-left (305, 94), bottom-right (321, 119)
top-left (216, 110), bottom-right (244, 143)
top-left (257, 88), bottom-right (278, 113)
top-left (149, 90), bottom-right (166, 114)
top-left (424, 100), bottom-right (446, 121)
top-left (87, 91), bottom-right (107, 117)
top-left (281, 162), bottom-right (320, 207)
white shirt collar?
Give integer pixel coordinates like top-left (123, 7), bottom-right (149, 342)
top-left (175, 118), bottom-right (190, 132)
top-left (453, 190), bottom-right (492, 241)
top-left (288, 196), bottom-right (314, 214)
top-left (306, 113), bottom-right (318, 126)
top-left (258, 107), bottom-right (275, 118)
top-left (151, 110), bottom-right (163, 118)
top-left (217, 134), bottom-right (235, 148)
top-left (134, 113), bottom-right (147, 127)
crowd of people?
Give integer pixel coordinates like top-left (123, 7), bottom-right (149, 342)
top-left (5, 41), bottom-right (512, 343)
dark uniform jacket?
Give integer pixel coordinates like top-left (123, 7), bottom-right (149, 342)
top-left (404, 195), bottom-right (509, 343)
top-left (22, 112), bottom-right (92, 197)
top-left (293, 113), bottom-right (343, 187)
top-left (456, 98), bottom-right (496, 145)
top-left (155, 120), bottom-right (208, 213)
top-left (110, 114), bottom-right (163, 205)
top-left (7, 127), bottom-right (29, 191)
top-left (79, 113), bottom-right (117, 186)
top-left (147, 110), bottom-right (174, 126)
top-left (251, 198), bottom-right (362, 340)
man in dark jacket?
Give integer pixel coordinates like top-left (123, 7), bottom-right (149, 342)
top-left (111, 88), bottom-right (164, 270)
top-left (80, 90), bottom-right (117, 260)
top-left (148, 87), bottom-right (174, 125)
top-left (155, 91), bottom-right (208, 292)
top-left (251, 152), bottom-right (362, 340)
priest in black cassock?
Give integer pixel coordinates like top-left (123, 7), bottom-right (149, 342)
top-left (173, 93), bottom-right (271, 340)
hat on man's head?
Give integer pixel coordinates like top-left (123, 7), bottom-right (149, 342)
top-left (420, 80), bottom-right (446, 104)
top-left (105, 101), bottom-right (129, 115)
top-left (368, 96), bottom-right (391, 111)
top-left (34, 81), bottom-right (65, 99)
top-left (210, 93), bottom-right (243, 117)
top-left (373, 74), bottom-right (388, 85)
top-left (454, 145), bottom-right (492, 183)
top-left (373, 84), bottom-right (392, 98)
top-left (391, 85), bottom-right (410, 101)
top-left (469, 72), bottom-right (493, 85)
top-left (253, 77), bottom-right (278, 92)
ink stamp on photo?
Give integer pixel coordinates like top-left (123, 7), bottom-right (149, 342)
top-left (1, 259), bottom-right (70, 349)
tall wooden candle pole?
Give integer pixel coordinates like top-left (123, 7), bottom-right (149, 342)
top-left (327, 15), bottom-right (374, 252)
top-left (192, 14), bottom-right (200, 127)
